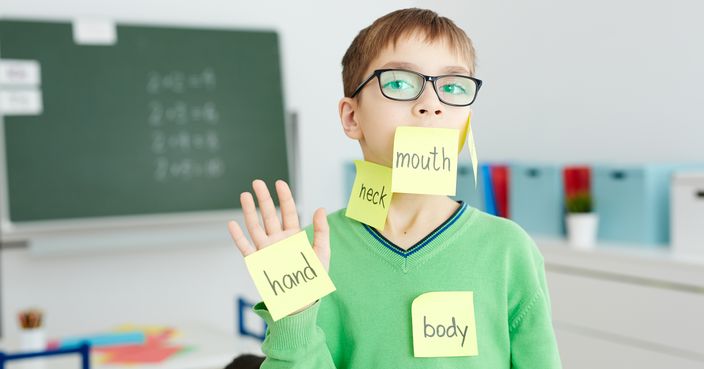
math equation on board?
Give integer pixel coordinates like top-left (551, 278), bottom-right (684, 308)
top-left (145, 68), bottom-right (226, 182)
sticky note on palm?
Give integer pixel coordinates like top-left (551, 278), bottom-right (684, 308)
top-left (392, 127), bottom-right (459, 196)
top-left (412, 291), bottom-right (478, 357)
top-left (244, 231), bottom-right (336, 321)
top-left (346, 160), bottom-right (392, 229)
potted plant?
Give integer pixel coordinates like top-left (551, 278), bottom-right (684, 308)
top-left (563, 166), bottom-right (598, 249)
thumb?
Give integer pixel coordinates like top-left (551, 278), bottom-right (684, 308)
top-left (312, 208), bottom-right (330, 271)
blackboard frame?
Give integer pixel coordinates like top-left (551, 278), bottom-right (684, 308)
top-left (0, 19), bottom-right (298, 247)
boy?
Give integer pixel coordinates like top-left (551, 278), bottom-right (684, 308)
top-left (227, 8), bottom-right (562, 368)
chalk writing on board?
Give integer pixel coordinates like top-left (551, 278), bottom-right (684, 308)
top-left (146, 68), bottom-right (225, 181)
top-left (148, 101), bottom-right (219, 126)
top-left (151, 130), bottom-right (219, 154)
top-left (146, 68), bottom-right (216, 94)
top-left (154, 157), bottom-right (225, 181)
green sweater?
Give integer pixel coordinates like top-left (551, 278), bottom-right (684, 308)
top-left (254, 203), bottom-right (562, 368)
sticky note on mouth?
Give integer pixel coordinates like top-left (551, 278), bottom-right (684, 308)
top-left (244, 231), bottom-right (336, 321)
top-left (392, 126), bottom-right (459, 196)
top-left (346, 160), bottom-right (393, 230)
top-left (412, 291), bottom-right (479, 358)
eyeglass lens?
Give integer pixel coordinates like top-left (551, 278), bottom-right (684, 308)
top-left (378, 70), bottom-right (477, 106)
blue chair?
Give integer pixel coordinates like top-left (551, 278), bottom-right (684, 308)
top-left (0, 343), bottom-right (90, 369)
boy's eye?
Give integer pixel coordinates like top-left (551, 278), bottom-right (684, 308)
top-left (382, 80), bottom-right (415, 90)
top-left (440, 83), bottom-right (468, 95)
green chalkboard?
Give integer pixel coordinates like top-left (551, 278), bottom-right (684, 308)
top-left (0, 19), bottom-right (289, 222)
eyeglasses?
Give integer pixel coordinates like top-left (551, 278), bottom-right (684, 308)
top-left (350, 69), bottom-right (482, 107)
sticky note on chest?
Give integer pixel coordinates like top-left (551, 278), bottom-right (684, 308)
top-left (392, 127), bottom-right (459, 196)
top-left (411, 291), bottom-right (478, 357)
top-left (244, 231), bottom-right (336, 321)
top-left (345, 160), bottom-right (393, 229)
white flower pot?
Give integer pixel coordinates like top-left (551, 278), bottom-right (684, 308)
top-left (20, 328), bottom-right (47, 369)
top-left (566, 213), bottom-right (599, 249)
top-left (20, 328), bottom-right (46, 351)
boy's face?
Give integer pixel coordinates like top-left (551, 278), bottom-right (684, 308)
top-left (339, 32), bottom-right (473, 167)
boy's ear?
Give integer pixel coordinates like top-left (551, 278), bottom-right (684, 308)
top-left (338, 97), bottom-right (363, 140)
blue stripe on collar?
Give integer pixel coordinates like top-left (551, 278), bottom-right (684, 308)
top-left (363, 202), bottom-right (467, 258)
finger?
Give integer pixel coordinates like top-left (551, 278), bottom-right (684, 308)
top-left (240, 192), bottom-right (267, 247)
top-left (227, 221), bottom-right (255, 257)
top-left (252, 179), bottom-right (283, 235)
top-left (276, 180), bottom-right (300, 231)
top-left (312, 208), bottom-right (330, 271)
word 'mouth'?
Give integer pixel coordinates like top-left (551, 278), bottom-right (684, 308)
top-left (392, 126), bottom-right (459, 196)
top-left (395, 146), bottom-right (452, 172)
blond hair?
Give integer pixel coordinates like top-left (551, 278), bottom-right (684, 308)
top-left (341, 8), bottom-right (477, 98)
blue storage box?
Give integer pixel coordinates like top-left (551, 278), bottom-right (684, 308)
top-left (509, 163), bottom-right (565, 237)
top-left (454, 161), bottom-right (486, 211)
top-left (593, 164), bottom-right (698, 246)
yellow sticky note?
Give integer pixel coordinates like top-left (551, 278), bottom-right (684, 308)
top-left (244, 231), bottom-right (336, 321)
top-left (458, 112), bottom-right (471, 153)
top-left (412, 291), bottom-right (479, 357)
top-left (346, 160), bottom-right (393, 229)
top-left (392, 126), bottom-right (459, 196)
top-left (467, 124), bottom-right (478, 190)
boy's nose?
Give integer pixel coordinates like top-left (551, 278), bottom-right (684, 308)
top-left (413, 81), bottom-right (444, 116)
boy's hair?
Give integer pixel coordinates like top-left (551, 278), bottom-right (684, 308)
top-left (341, 8), bottom-right (477, 98)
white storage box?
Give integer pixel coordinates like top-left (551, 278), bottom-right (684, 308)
top-left (671, 172), bottom-right (704, 257)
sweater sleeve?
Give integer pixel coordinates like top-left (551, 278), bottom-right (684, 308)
top-left (253, 300), bottom-right (337, 368)
top-left (508, 246), bottom-right (562, 369)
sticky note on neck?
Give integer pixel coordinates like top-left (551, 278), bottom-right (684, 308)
top-left (345, 160), bottom-right (393, 229)
top-left (412, 291), bottom-right (478, 357)
top-left (392, 127), bottom-right (459, 196)
top-left (244, 231), bottom-right (336, 321)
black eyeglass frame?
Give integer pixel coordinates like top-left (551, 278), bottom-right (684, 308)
top-left (349, 68), bottom-right (483, 107)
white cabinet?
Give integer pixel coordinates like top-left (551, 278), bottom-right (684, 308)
top-left (539, 240), bottom-right (704, 368)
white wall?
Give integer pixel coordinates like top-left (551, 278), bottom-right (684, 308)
top-left (2, 0), bottom-right (703, 352)
top-left (417, 0), bottom-right (704, 164)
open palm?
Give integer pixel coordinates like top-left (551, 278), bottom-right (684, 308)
top-left (227, 179), bottom-right (330, 272)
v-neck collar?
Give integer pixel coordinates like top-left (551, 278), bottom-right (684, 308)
top-left (352, 201), bottom-right (476, 273)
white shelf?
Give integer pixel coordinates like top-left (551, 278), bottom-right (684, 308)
top-left (536, 238), bottom-right (704, 290)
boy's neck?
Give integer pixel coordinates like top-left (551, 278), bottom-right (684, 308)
top-left (380, 194), bottom-right (461, 250)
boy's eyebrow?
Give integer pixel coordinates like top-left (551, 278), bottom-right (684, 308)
top-left (380, 61), bottom-right (469, 75)
top-left (380, 61), bottom-right (419, 70)
top-left (442, 66), bottom-right (471, 74)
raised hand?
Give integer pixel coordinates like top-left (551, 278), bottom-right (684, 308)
top-left (227, 179), bottom-right (330, 271)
